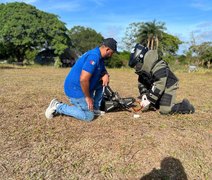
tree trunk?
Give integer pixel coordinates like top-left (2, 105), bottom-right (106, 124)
top-left (207, 61), bottom-right (211, 69)
top-left (155, 37), bottom-right (159, 50)
top-left (151, 38), bottom-right (154, 50)
top-left (147, 37), bottom-right (150, 49)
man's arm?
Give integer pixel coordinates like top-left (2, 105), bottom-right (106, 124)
top-left (101, 65), bottom-right (110, 86)
top-left (146, 62), bottom-right (168, 105)
top-left (101, 73), bottom-right (110, 86)
top-left (80, 70), bottom-right (93, 111)
top-left (137, 75), bottom-right (148, 99)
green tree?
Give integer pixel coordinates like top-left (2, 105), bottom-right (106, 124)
top-left (122, 22), bottom-right (141, 51)
top-left (123, 20), bottom-right (182, 61)
top-left (138, 20), bottom-right (166, 50)
top-left (189, 42), bottom-right (212, 67)
top-left (0, 2), bottom-right (70, 63)
top-left (123, 20), bottom-right (166, 50)
top-left (118, 51), bottom-right (130, 67)
top-left (0, 42), bottom-right (9, 60)
top-left (159, 32), bottom-right (182, 55)
top-left (68, 26), bottom-right (103, 54)
top-left (104, 54), bottom-right (123, 68)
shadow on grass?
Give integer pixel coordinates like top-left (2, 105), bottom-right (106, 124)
top-left (140, 156), bottom-right (188, 180)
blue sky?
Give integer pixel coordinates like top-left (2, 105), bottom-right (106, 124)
top-left (1, 0), bottom-right (212, 52)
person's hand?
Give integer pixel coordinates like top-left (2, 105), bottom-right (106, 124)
top-left (101, 74), bottom-right (110, 86)
top-left (140, 94), bottom-right (150, 111)
top-left (85, 96), bottom-right (93, 111)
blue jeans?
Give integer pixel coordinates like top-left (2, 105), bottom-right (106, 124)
top-left (56, 97), bottom-right (94, 121)
top-left (56, 82), bottom-right (104, 121)
top-left (92, 82), bottom-right (104, 110)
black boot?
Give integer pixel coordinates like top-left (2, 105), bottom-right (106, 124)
top-left (171, 99), bottom-right (195, 114)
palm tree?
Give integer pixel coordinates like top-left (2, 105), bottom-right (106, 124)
top-left (138, 20), bottom-right (166, 50)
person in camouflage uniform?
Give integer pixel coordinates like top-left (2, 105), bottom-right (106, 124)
top-left (128, 43), bottom-right (195, 114)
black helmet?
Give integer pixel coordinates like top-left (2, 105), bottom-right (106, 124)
top-left (128, 43), bottom-right (149, 68)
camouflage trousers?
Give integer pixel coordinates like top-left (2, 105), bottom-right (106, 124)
top-left (159, 82), bottom-right (179, 114)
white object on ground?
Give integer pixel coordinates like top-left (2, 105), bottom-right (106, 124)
top-left (133, 114), bottom-right (140, 118)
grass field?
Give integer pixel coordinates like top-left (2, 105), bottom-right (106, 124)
top-left (0, 65), bottom-right (212, 179)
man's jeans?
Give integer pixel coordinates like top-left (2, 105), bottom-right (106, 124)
top-left (56, 82), bottom-right (103, 121)
top-left (56, 97), bottom-right (94, 121)
top-left (93, 82), bottom-right (104, 110)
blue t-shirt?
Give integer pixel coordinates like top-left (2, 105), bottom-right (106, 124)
top-left (64, 47), bottom-right (107, 98)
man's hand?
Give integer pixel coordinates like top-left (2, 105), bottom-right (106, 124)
top-left (140, 94), bottom-right (150, 111)
top-left (101, 74), bottom-right (110, 86)
top-left (85, 96), bottom-right (94, 111)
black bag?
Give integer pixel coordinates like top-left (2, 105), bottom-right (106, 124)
top-left (100, 86), bottom-right (135, 112)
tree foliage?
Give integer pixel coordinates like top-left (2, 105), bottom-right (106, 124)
top-left (118, 51), bottom-right (130, 67)
top-left (138, 20), bottom-right (166, 50)
top-left (104, 54), bottom-right (123, 68)
top-left (122, 22), bottom-right (141, 51)
top-left (123, 20), bottom-right (166, 50)
top-left (68, 26), bottom-right (103, 54)
top-left (122, 20), bottom-right (182, 61)
top-left (159, 32), bottom-right (182, 55)
top-left (189, 42), bottom-right (212, 66)
top-left (0, 2), bottom-right (70, 62)
top-left (0, 3), bottom-right (210, 69)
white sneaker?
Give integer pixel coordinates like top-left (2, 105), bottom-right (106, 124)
top-left (93, 109), bottom-right (105, 116)
top-left (45, 98), bottom-right (60, 119)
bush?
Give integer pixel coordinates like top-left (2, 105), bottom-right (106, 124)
top-left (24, 49), bottom-right (38, 65)
top-left (54, 57), bottom-right (62, 68)
top-left (105, 54), bottom-right (123, 68)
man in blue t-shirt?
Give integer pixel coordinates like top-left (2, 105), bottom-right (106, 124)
top-left (45, 38), bottom-right (119, 121)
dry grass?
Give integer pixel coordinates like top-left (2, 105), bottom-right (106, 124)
top-left (0, 65), bottom-right (212, 179)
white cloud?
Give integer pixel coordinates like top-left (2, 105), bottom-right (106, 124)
top-left (48, 2), bottom-right (82, 12)
top-left (194, 22), bottom-right (212, 43)
top-left (196, 21), bottom-right (212, 28)
top-left (44, 0), bottom-right (105, 12)
top-left (191, 0), bottom-right (212, 11)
